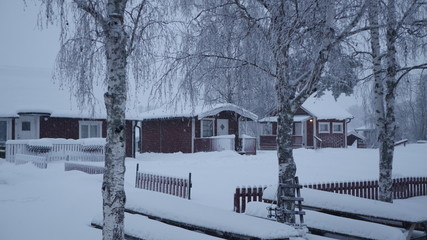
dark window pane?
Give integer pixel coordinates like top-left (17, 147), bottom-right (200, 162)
top-left (22, 121), bottom-right (31, 131)
top-left (0, 121), bottom-right (6, 142)
top-left (81, 125), bottom-right (89, 138)
top-left (202, 120), bottom-right (213, 137)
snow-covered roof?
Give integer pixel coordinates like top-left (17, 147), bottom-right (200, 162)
top-left (347, 130), bottom-right (366, 140)
top-left (258, 94), bottom-right (353, 122)
top-left (258, 115), bottom-right (311, 123)
top-left (354, 125), bottom-right (376, 131)
top-left (0, 108), bottom-right (144, 121)
top-left (301, 94), bottom-right (353, 120)
top-left (141, 103), bottom-right (258, 121)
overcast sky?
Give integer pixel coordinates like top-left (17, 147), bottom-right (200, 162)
top-left (0, 0), bottom-right (361, 117)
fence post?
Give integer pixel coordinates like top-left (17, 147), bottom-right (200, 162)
top-left (188, 173), bottom-right (192, 200)
top-left (135, 163), bottom-right (139, 187)
top-left (234, 188), bottom-right (241, 213)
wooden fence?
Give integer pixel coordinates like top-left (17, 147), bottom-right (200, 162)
top-left (234, 177), bottom-right (427, 213)
top-left (135, 164), bottom-right (192, 199)
top-left (64, 162), bottom-right (105, 174)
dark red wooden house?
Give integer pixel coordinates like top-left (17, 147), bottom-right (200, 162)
top-left (258, 96), bottom-right (353, 150)
top-left (139, 103), bottom-right (258, 155)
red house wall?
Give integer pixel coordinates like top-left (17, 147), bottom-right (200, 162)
top-left (141, 118), bottom-right (193, 153)
top-left (317, 119), bottom-right (346, 148)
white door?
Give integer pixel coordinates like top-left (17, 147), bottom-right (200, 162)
top-left (16, 116), bottom-right (39, 139)
top-left (217, 119), bottom-right (229, 136)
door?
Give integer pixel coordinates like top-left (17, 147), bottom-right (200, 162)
top-left (16, 116), bottom-right (39, 139)
top-left (217, 119), bottom-right (229, 136)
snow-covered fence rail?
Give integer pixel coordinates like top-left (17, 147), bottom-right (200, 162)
top-left (64, 162), bottom-right (104, 174)
top-left (15, 154), bottom-right (47, 169)
top-left (6, 138), bottom-right (105, 163)
top-left (135, 164), bottom-right (192, 199)
top-left (234, 177), bottom-right (427, 213)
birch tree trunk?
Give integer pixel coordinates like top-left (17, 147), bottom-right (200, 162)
top-left (378, 0), bottom-right (398, 203)
top-left (102, 1), bottom-right (128, 239)
top-left (276, 77), bottom-right (298, 223)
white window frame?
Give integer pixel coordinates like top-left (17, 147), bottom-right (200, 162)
top-left (79, 121), bottom-right (102, 138)
top-left (293, 122), bottom-right (303, 136)
top-left (201, 118), bottom-right (215, 138)
top-left (332, 122), bottom-right (344, 133)
top-left (319, 122), bottom-right (330, 134)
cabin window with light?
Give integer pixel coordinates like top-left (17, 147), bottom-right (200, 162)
top-left (79, 121), bottom-right (102, 138)
top-left (333, 122), bottom-right (343, 133)
top-left (319, 122), bottom-right (330, 133)
top-left (201, 119), bottom-right (214, 137)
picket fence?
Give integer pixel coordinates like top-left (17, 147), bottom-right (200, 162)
top-left (6, 139), bottom-right (105, 165)
top-left (64, 162), bottom-right (105, 174)
top-left (234, 177), bottom-right (427, 213)
top-left (14, 154), bottom-right (48, 169)
top-left (135, 164), bottom-right (192, 200)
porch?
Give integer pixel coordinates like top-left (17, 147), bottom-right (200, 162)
top-left (194, 135), bottom-right (256, 155)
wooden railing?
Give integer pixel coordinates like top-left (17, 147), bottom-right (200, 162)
top-left (233, 177), bottom-right (427, 213)
top-left (135, 164), bottom-right (192, 199)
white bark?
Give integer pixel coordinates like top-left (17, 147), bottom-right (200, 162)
top-left (102, 1), bottom-right (128, 239)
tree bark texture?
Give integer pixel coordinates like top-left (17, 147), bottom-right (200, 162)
top-left (378, 0), bottom-right (398, 203)
top-left (102, 1), bottom-right (128, 239)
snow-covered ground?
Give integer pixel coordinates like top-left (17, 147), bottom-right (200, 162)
top-left (0, 144), bottom-right (426, 240)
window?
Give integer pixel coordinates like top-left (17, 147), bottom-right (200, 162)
top-left (22, 121), bottom-right (31, 131)
top-left (79, 121), bottom-right (102, 138)
top-left (319, 122), bottom-right (330, 133)
top-left (0, 121), bottom-right (7, 142)
top-left (333, 122), bottom-right (343, 133)
top-left (293, 122), bottom-right (303, 136)
top-left (261, 123), bottom-right (273, 135)
top-left (201, 119), bottom-right (214, 137)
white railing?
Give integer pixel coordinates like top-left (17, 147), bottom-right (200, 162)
top-left (211, 135), bottom-right (235, 151)
top-left (6, 138), bottom-right (105, 164)
top-left (240, 135), bottom-right (257, 155)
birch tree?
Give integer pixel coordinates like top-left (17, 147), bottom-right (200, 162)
top-left (38, 1), bottom-right (174, 239)
top-left (172, 0), bottom-right (366, 223)
top-left (367, 0), bottom-right (427, 202)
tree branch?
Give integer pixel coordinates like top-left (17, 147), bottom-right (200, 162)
top-left (73, 0), bottom-right (107, 29)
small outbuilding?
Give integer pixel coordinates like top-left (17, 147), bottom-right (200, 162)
top-left (258, 95), bottom-right (354, 149)
top-left (139, 103), bottom-right (258, 155)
